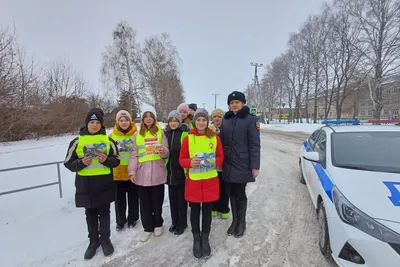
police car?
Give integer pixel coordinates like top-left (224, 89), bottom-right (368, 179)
top-left (299, 119), bottom-right (400, 267)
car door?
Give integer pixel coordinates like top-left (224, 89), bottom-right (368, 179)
top-left (302, 129), bottom-right (321, 183)
top-left (308, 130), bottom-right (327, 199)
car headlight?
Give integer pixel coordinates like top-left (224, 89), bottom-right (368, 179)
top-left (332, 186), bottom-right (400, 244)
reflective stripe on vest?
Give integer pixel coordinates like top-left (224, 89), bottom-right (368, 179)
top-left (76, 135), bottom-right (111, 176)
top-left (188, 134), bottom-right (217, 180)
top-left (136, 125), bottom-right (163, 163)
top-left (111, 133), bottom-right (133, 165)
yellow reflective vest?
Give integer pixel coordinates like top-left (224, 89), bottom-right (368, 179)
top-left (111, 133), bottom-right (132, 165)
top-left (76, 135), bottom-right (111, 176)
top-left (136, 125), bottom-right (163, 163)
top-left (188, 134), bottom-right (217, 180)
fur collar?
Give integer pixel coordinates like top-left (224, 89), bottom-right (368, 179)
top-left (224, 106), bottom-right (250, 119)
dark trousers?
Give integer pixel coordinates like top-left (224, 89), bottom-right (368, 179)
top-left (228, 182), bottom-right (247, 201)
top-left (115, 180), bottom-right (139, 226)
top-left (137, 184), bottom-right (165, 232)
top-left (85, 203), bottom-right (111, 241)
top-left (212, 172), bottom-right (230, 213)
top-left (168, 183), bottom-right (188, 228)
top-left (190, 202), bottom-right (213, 234)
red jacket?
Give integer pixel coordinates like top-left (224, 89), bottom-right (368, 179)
top-left (179, 129), bottom-right (224, 203)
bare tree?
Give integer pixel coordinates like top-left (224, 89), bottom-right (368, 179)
top-left (135, 33), bottom-right (182, 118)
top-left (101, 21), bottom-right (144, 114)
top-left (338, 0), bottom-right (400, 119)
top-left (43, 58), bottom-right (88, 103)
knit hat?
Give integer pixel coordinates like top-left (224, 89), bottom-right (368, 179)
top-left (168, 110), bottom-right (182, 122)
top-left (85, 109), bottom-right (104, 126)
top-left (188, 103), bottom-right (198, 111)
top-left (211, 108), bottom-right (224, 118)
top-left (227, 91), bottom-right (246, 105)
top-left (89, 107), bottom-right (104, 117)
top-left (193, 108), bottom-right (209, 122)
top-left (177, 103), bottom-right (189, 113)
top-left (116, 110), bottom-right (132, 122)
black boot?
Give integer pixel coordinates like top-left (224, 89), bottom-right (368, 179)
top-left (84, 239), bottom-right (100, 260)
top-left (192, 233), bottom-right (202, 259)
top-left (116, 224), bottom-right (124, 231)
top-left (84, 212), bottom-right (100, 260)
top-left (100, 238), bottom-right (115, 256)
top-left (128, 221), bottom-right (137, 228)
top-left (227, 197), bottom-right (238, 235)
top-left (99, 212), bottom-right (114, 256)
top-left (201, 233), bottom-right (211, 258)
top-left (234, 199), bottom-right (247, 238)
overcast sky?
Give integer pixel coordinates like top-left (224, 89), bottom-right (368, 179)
top-left (1, 0), bottom-right (330, 112)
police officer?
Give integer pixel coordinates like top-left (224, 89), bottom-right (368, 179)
top-left (219, 91), bottom-right (261, 238)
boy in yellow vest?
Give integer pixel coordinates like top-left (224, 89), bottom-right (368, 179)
top-left (64, 108), bottom-right (120, 260)
top-left (109, 110), bottom-right (139, 231)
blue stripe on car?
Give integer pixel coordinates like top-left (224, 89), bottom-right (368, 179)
top-left (303, 141), bottom-right (334, 202)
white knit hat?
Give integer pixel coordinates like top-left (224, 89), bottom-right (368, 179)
top-left (116, 110), bottom-right (132, 122)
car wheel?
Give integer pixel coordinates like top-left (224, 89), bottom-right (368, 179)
top-left (318, 201), bottom-right (332, 258)
top-left (299, 159), bottom-right (306, 184)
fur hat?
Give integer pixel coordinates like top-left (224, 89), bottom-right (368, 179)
top-left (211, 108), bottom-right (224, 118)
top-left (116, 110), bottom-right (132, 122)
top-left (168, 110), bottom-right (182, 122)
top-left (177, 103), bottom-right (189, 113)
top-left (193, 108), bottom-right (209, 122)
top-left (85, 109), bottom-right (104, 126)
top-left (227, 91), bottom-right (246, 105)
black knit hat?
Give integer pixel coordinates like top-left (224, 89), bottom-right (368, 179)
top-left (189, 103), bottom-right (198, 111)
top-left (227, 91), bottom-right (246, 105)
top-left (85, 109), bottom-right (104, 126)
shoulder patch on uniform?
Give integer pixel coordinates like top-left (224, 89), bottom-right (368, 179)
top-left (255, 121), bottom-right (260, 130)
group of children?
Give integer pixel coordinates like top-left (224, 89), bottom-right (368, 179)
top-left (64, 91), bottom-right (260, 261)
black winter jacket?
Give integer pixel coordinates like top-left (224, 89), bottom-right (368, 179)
top-left (219, 106), bottom-right (261, 183)
top-left (164, 127), bottom-right (188, 185)
top-left (64, 127), bottom-right (120, 208)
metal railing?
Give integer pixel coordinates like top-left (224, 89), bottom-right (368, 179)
top-left (0, 161), bottom-right (64, 198)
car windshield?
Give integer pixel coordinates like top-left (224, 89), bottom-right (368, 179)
top-left (331, 131), bottom-right (400, 174)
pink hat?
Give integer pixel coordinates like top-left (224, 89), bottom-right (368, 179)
top-left (116, 110), bottom-right (132, 122)
top-left (177, 103), bottom-right (189, 112)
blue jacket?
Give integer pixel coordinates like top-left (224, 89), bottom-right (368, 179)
top-left (219, 106), bottom-right (261, 183)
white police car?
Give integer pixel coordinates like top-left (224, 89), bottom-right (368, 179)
top-left (299, 119), bottom-right (400, 267)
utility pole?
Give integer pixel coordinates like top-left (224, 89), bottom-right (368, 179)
top-left (250, 62), bottom-right (265, 120)
top-left (212, 94), bottom-right (219, 109)
top-left (202, 102), bottom-right (206, 109)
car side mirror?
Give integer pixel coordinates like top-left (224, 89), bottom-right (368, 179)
top-left (301, 151), bottom-right (320, 163)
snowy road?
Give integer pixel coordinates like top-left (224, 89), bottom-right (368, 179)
top-left (29, 129), bottom-right (336, 267)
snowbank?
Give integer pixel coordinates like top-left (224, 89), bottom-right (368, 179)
top-left (261, 123), bottom-right (321, 134)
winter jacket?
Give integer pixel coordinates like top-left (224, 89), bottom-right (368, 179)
top-left (219, 106), bottom-right (261, 184)
top-left (164, 127), bottom-right (188, 185)
top-left (64, 127), bottom-right (120, 208)
top-left (179, 129), bottom-right (224, 203)
top-left (108, 122), bottom-right (137, 181)
top-left (127, 126), bottom-right (169, 187)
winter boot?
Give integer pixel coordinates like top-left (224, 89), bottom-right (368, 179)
top-left (84, 212), bottom-right (99, 260)
top-left (128, 221), bottom-right (137, 228)
top-left (227, 197), bottom-right (238, 235)
top-left (201, 233), bottom-right (211, 258)
top-left (234, 199), bottom-right (247, 238)
top-left (116, 224), bottom-right (124, 231)
top-left (192, 233), bottom-right (202, 259)
top-left (99, 212), bottom-right (113, 255)
top-left (99, 238), bottom-right (114, 256)
top-left (84, 239), bottom-right (100, 260)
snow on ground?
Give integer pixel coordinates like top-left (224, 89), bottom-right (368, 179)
top-left (0, 127), bottom-right (335, 267)
top-left (261, 122), bottom-right (322, 134)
